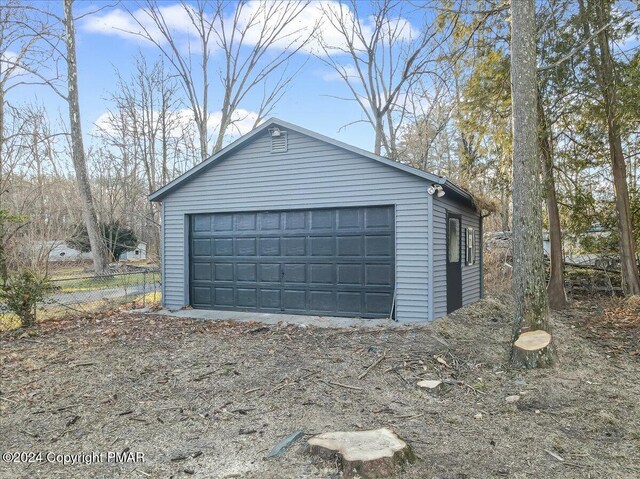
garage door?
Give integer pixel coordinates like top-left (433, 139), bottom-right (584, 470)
top-left (189, 206), bottom-right (395, 318)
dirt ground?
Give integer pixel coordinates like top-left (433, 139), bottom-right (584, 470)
top-left (1, 295), bottom-right (639, 479)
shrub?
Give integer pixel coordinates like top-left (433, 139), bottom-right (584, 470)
top-left (67, 221), bottom-right (138, 261)
top-left (0, 270), bottom-right (51, 328)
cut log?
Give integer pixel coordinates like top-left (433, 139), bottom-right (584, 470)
top-left (307, 428), bottom-right (415, 479)
top-left (511, 330), bottom-right (554, 368)
top-left (416, 379), bottom-right (444, 394)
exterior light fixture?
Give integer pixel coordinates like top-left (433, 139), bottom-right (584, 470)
top-left (428, 184), bottom-right (445, 197)
top-left (269, 127), bottom-right (282, 137)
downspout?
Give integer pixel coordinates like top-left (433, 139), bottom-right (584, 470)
top-left (160, 201), bottom-right (166, 307)
top-left (480, 211), bottom-right (491, 299)
top-left (184, 214), bottom-right (190, 307)
top-left (427, 191), bottom-right (434, 321)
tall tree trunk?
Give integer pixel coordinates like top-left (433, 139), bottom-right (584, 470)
top-left (63, 0), bottom-right (109, 274)
top-left (385, 110), bottom-right (398, 160)
top-left (201, 36), bottom-right (209, 159)
top-left (586, 0), bottom-right (640, 296)
top-left (213, 109), bottom-right (229, 155)
top-left (509, 0), bottom-right (554, 368)
top-left (161, 92), bottom-right (169, 185)
top-left (0, 87), bottom-right (7, 286)
top-left (538, 91), bottom-right (567, 309)
top-left (373, 116), bottom-right (383, 156)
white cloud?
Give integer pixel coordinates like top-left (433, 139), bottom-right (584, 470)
top-left (82, 8), bottom-right (155, 41)
top-left (225, 1), bottom-right (419, 55)
top-left (82, 1), bottom-right (418, 58)
top-left (208, 109), bottom-right (259, 138)
top-left (311, 2), bottom-right (418, 55)
top-left (93, 108), bottom-right (258, 142)
top-left (82, 4), bottom-right (205, 52)
top-left (0, 50), bottom-right (27, 78)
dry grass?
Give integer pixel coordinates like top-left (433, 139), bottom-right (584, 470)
top-left (129, 291), bottom-right (162, 310)
top-left (483, 249), bottom-right (512, 295)
top-left (0, 313), bottom-right (21, 331)
top-left (1, 297), bottom-right (639, 478)
top-left (0, 292), bottom-right (162, 332)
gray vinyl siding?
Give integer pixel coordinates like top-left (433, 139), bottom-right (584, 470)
top-left (432, 197), bottom-right (481, 319)
top-left (161, 128), bottom-right (431, 322)
top-left (160, 201), bottom-right (165, 302)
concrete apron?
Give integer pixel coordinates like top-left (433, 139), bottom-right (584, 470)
top-left (151, 308), bottom-right (405, 329)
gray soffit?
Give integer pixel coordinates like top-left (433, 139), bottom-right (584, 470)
top-left (148, 117), bottom-right (474, 203)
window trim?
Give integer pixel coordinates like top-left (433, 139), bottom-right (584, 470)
top-left (466, 227), bottom-right (475, 266)
top-left (448, 216), bottom-right (461, 264)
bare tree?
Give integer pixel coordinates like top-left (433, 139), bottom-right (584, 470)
top-left (94, 55), bottom-right (199, 253)
top-left (8, 104), bottom-right (74, 275)
top-left (2, 1), bottom-right (113, 275)
top-left (0, 1), bottom-right (57, 283)
top-left (0, 98), bottom-right (82, 282)
top-left (396, 80), bottom-right (456, 173)
top-left (128, 0), bottom-right (312, 160)
top-left (0, 108), bottom-right (31, 285)
top-left (316, 0), bottom-right (452, 158)
top-left (62, 0), bottom-right (109, 274)
top-left (509, 0), bottom-right (554, 368)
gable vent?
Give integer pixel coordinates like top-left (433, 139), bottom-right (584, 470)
top-left (269, 128), bottom-right (288, 153)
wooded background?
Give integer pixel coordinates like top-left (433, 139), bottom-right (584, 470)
top-left (0, 0), bottom-right (638, 299)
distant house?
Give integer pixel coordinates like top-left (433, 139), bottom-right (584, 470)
top-left (121, 242), bottom-right (147, 261)
top-left (31, 241), bottom-right (94, 262)
top-left (31, 240), bottom-right (147, 262)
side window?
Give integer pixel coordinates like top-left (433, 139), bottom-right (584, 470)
top-left (466, 227), bottom-right (475, 266)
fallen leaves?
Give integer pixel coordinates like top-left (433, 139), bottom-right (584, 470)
top-left (434, 355), bottom-right (450, 368)
top-left (569, 299), bottom-right (640, 359)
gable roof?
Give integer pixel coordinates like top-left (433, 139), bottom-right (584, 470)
top-left (148, 118), bottom-right (473, 203)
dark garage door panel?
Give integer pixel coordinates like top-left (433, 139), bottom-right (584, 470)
top-left (189, 206), bottom-right (395, 318)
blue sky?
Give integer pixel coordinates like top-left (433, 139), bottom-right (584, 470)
top-left (16, 0), bottom-right (401, 154)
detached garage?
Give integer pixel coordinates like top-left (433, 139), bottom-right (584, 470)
top-left (149, 119), bottom-right (483, 322)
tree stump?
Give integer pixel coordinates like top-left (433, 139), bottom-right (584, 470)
top-left (307, 428), bottom-right (415, 479)
top-left (511, 330), bottom-right (554, 368)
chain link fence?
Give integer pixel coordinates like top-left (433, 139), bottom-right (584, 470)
top-left (44, 268), bottom-right (161, 313)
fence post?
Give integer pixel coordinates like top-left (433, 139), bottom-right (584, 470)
top-left (143, 270), bottom-right (147, 308)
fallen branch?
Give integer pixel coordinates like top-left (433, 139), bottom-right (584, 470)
top-left (319, 379), bottom-right (363, 391)
top-left (193, 369), bottom-right (221, 382)
top-left (544, 449), bottom-right (564, 462)
top-left (464, 383), bottom-right (486, 395)
top-left (269, 380), bottom-right (292, 395)
top-left (358, 350), bottom-right (387, 380)
top-left (393, 370), bottom-right (409, 385)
